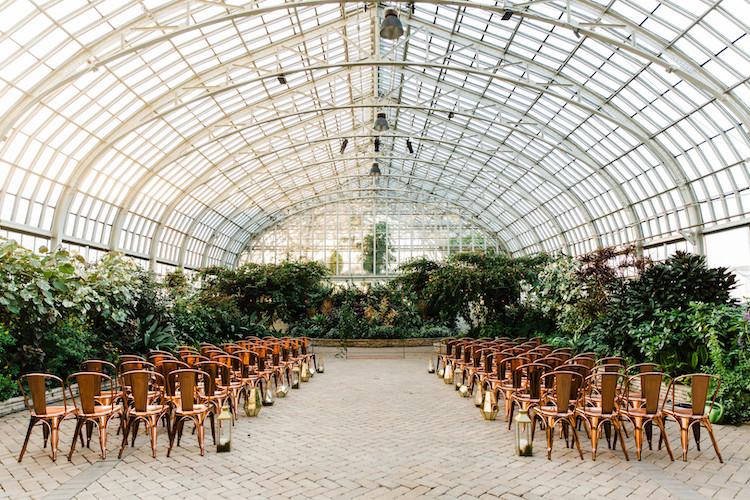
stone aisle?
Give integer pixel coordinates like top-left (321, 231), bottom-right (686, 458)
top-left (1, 348), bottom-right (750, 499)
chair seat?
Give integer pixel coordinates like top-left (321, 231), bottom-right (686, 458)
top-left (76, 406), bottom-right (121, 418)
top-left (577, 406), bottom-right (619, 418)
top-left (129, 405), bottom-right (169, 416)
top-left (537, 405), bottom-right (575, 418)
top-left (32, 406), bottom-right (73, 418)
top-left (622, 407), bottom-right (661, 418)
top-left (175, 403), bottom-right (209, 414)
top-left (664, 407), bottom-right (704, 419)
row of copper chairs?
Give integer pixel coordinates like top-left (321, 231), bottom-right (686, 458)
top-left (17, 336), bottom-right (320, 462)
top-left (436, 336), bottom-right (723, 462)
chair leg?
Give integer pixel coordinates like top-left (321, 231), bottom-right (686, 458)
top-left (51, 420), bottom-right (61, 462)
top-left (633, 420), bottom-right (643, 461)
top-left (119, 418), bottom-right (132, 459)
top-left (132, 420), bottom-right (140, 446)
top-left (704, 420), bottom-right (723, 463)
top-left (68, 419), bottom-right (84, 461)
top-left (149, 416), bottom-right (159, 458)
top-left (545, 420), bottom-right (554, 460)
top-left (589, 418), bottom-right (600, 461)
top-left (655, 418), bottom-right (674, 461)
top-left (615, 421), bottom-right (629, 461)
top-left (209, 412), bottom-right (216, 444)
top-left (167, 416), bottom-right (181, 457)
top-left (569, 417), bottom-right (584, 460)
top-left (42, 424), bottom-right (49, 448)
top-left (85, 421), bottom-right (94, 448)
top-left (693, 423), bottom-right (701, 451)
top-left (679, 422), bottom-right (690, 461)
top-left (18, 418), bottom-right (36, 462)
top-left (98, 418), bottom-right (108, 459)
top-left (196, 416), bottom-right (205, 456)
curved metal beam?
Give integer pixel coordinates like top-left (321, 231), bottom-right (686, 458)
top-left (19, 0), bottom-right (744, 258)
top-left (187, 170), bottom-right (567, 268)
top-left (228, 190), bottom-right (515, 268)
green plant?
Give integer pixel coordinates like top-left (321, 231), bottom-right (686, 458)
top-left (593, 251), bottom-right (736, 362)
top-left (361, 221), bottom-right (395, 274)
top-left (132, 314), bottom-right (177, 353)
top-left (0, 323), bottom-right (19, 400)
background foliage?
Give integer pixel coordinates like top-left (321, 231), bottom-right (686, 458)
top-left (2, 234), bottom-right (750, 423)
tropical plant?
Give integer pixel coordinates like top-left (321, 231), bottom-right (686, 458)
top-left (362, 221), bottom-right (395, 274)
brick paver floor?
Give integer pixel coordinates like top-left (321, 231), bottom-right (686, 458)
top-left (2, 347), bottom-right (750, 499)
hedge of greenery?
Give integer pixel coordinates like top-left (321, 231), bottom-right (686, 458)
top-left (2, 234), bottom-right (749, 423)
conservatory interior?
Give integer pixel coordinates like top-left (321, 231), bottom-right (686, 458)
top-left (2, 0), bottom-right (750, 498)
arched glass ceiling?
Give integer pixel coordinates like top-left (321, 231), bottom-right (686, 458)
top-left (0, 0), bottom-right (749, 270)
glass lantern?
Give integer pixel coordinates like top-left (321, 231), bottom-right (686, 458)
top-left (428, 357), bottom-right (435, 373)
top-left (514, 408), bottom-right (533, 456)
top-left (244, 386), bottom-right (262, 417)
top-left (301, 362), bottom-right (311, 382)
top-left (480, 390), bottom-right (499, 420)
top-left (263, 387), bottom-right (275, 406)
top-left (443, 363), bottom-right (453, 384)
top-left (474, 387), bottom-right (484, 407)
top-left (291, 366), bottom-right (301, 389)
top-left (317, 358), bottom-right (325, 374)
top-left (217, 404), bottom-right (232, 452)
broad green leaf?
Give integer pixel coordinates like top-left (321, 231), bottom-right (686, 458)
top-left (52, 280), bottom-right (68, 292)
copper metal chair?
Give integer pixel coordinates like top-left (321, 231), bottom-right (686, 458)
top-left (17, 373), bottom-right (75, 462)
top-left (66, 371), bottom-right (123, 461)
top-left (535, 370), bottom-right (585, 460)
top-left (79, 359), bottom-right (119, 406)
top-left (664, 373), bottom-right (723, 462)
top-left (167, 369), bottom-right (213, 456)
top-left (119, 370), bottom-right (170, 458)
top-left (621, 371), bottom-right (674, 461)
top-left (577, 371), bottom-right (629, 460)
top-left (507, 362), bottom-right (549, 430)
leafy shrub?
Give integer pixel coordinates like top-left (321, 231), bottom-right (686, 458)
top-left (172, 292), bottom-right (249, 345)
top-left (0, 323), bottom-right (19, 400)
top-left (593, 251), bottom-right (736, 363)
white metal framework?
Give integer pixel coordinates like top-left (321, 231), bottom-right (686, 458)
top-left (0, 0), bottom-right (749, 274)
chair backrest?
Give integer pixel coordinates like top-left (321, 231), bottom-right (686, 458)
top-left (118, 354), bottom-right (146, 363)
top-left (148, 352), bottom-right (176, 366)
top-left (585, 371), bottom-right (625, 414)
top-left (597, 356), bottom-right (626, 368)
top-left (670, 373), bottom-right (720, 417)
top-left (123, 370), bottom-right (163, 412)
top-left (157, 359), bottom-right (189, 395)
top-left (517, 363), bottom-right (549, 399)
top-left (119, 360), bottom-right (156, 375)
top-left (170, 369), bottom-right (210, 412)
top-left (626, 371), bottom-right (670, 414)
top-left (299, 337), bottom-right (310, 355)
top-left (67, 372), bottom-right (115, 414)
top-left (255, 346), bottom-right (269, 370)
top-left (503, 356), bottom-right (529, 388)
top-left (79, 359), bottom-right (118, 393)
top-left (539, 355), bottom-right (564, 371)
top-left (544, 370), bottom-right (583, 413)
top-left (181, 352), bottom-right (209, 366)
top-left (18, 373), bottom-right (66, 415)
top-left (625, 362), bottom-right (660, 376)
top-left (570, 355), bottom-right (596, 371)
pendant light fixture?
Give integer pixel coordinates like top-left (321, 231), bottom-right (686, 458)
top-left (380, 9), bottom-right (404, 40)
top-left (373, 112), bottom-right (389, 131)
top-left (369, 162), bottom-right (381, 177)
